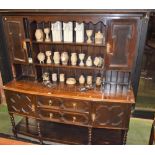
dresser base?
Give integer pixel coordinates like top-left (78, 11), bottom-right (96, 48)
top-left (13, 117), bottom-right (126, 145)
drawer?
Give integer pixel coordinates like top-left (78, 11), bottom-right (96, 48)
top-left (37, 96), bottom-right (63, 110)
top-left (92, 102), bottom-right (131, 129)
top-left (38, 109), bottom-right (90, 126)
top-left (5, 90), bottom-right (36, 116)
top-left (39, 109), bottom-right (61, 122)
top-left (62, 112), bottom-right (89, 125)
top-left (62, 99), bottom-right (90, 113)
top-left (37, 96), bottom-right (91, 114)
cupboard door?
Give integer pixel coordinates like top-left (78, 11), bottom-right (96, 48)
top-left (92, 102), bottom-right (131, 129)
top-left (3, 16), bottom-right (28, 64)
top-left (5, 90), bottom-right (36, 117)
top-left (106, 19), bottom-right (137, 70)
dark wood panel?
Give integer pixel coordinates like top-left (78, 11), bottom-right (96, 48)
top-left (3, 16), bottom-right (28, 64)
top-left (93, 102), bottom-right (131, 129)
top-left (106, 19), bottom-right (137, 70)
top-left (5, 90), bottom-right (36, 117)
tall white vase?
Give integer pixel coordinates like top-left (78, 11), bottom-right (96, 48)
top-left (63, 22), bottom-right (73, 43)
top-left (74, 22), bottom-right (84, 43)
top-left (51, 21), bottom-right (62, 42)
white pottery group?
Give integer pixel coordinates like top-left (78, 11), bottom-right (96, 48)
top-left (42, 72), bottom-right (102, 86)
top-left (35, 21), bottom-right (105, 45)
top-left (37, 51), bottom-right (104, 68)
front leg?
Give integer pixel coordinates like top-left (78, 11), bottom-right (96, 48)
top-left (9, 113), bottom-right (17, 138)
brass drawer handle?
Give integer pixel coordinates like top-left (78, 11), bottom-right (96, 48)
top-left (72, 116), bottom-right (76, 123)
top-left (32, 105), bottom-right (35, 112)
top-left (73, 102), bottom-right (77, 109)
top-left (49, 99), bottom-right (53, 106)
top-left (91, 113), bottom-right (96, 122)
top-left (50, 113), bottom-right (53, 119)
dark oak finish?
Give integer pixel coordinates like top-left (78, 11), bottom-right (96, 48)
top-left (1, 10), bottom-right (146, 144)
top-left (106, 19), bottom-right (137, 70)
top-left (3, 16), bottom-right (28, 64)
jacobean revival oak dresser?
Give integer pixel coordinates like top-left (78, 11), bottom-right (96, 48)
top-left (0, 10), bottom-right (149, 144)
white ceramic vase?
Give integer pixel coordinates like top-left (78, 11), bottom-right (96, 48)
top-left (35, 29), bottom-right (44, 42)
top-left (87, 76), bottom-right (93, 85)
top-left (51, 21), bottom-right (62, 42)
top-left (52, 73), bottom-right (57, 82)
top-left (63, 22), bottom-right (73, 42)
top-left (61, 52), bottom-right (69, 65)
top-left (74, 22), bottom-right (84, 43)
top-left (71, 53), bottom-right (77, 66)
top-left (95, 31), bottom-right (103, 44)
top-left (86, 30), bottom-right (93, 44)
top-left (79, 75), bottom-right (85, 85)
top-left (45, 51), bottom-right (52, 64)
top-left (37, 52), bottom-right (45, 64)
top-left (44, 28), bottom-right (51, 42)
top-left (79, 53), bottom-right (85, 66)
top-left (53, 52), bottom-right (60, 64)
top-left (59, 73), bottom-right (65, 82)
top-left (96, 77), bottom-right (102, 86)
top-left (86, 56), bottom-right (93, 67)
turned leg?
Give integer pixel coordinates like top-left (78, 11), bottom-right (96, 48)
top-left (9, 113), bottom-right (17, 138)
top-left (37, 121), bottom-right (43, 145)
top-left (88, 127), bottom-right (92, 145)
top-left (25, 117), bottom-right (30, 132)
top-left (123, 130), bottom-right (128, 145)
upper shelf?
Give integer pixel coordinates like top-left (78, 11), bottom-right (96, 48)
top-left (31, 41), bottom-right (106, 47)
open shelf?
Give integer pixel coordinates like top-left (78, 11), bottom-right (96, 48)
top-left (32, 40), bottom-right (106, 47)
top-left (16, 118), bottom-right (89, 144)
top-left (35, 63), bottom-right (104, 70)
top-left (15, 118), bottom-right (123, 144)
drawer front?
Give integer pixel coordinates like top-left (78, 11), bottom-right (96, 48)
top-left (39, 109), bottom-right (61, 122)
top-left (62, 99), bottom-right (90, 113)
top-left (62, 112), bottom-right (89, 125)
top-left (92, 102), bottom-right (131, 129)
top-left (5, 90), bottom-right (36, 116)
top-left (37, 96), bottom-right (63, 110)
top-left (38, 109), bottom-right (89, 126)
top-left (37, 96), bottom-right (90, 114)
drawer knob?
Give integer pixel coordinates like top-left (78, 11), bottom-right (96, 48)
top-left (73, 102), bottom-right (77, 109)
top-left (50, 113), bottom-right (53, 118)
top-left (49, 100), bottom-right (53, 105)
top-left (32, 105), bottom-right (35, 112)
top-left (72, 116), bottom-right (76, 122)
top-left (91, 113), bottom-right (96, 122)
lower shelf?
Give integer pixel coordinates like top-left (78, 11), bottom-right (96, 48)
top-left (16, 118), bottom-right (88, 144)
top-left (15, 118), bottom-right (125, 145)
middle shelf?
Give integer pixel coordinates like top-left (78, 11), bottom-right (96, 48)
top-left (34, 63), bottom-right (104, 70)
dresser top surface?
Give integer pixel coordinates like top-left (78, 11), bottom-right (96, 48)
top-left (3, 80), bottom-right (135, 104)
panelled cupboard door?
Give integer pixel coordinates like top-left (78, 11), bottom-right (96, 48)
top-left (3, 16), bottom-right (28, 64)
top-left (92, 102), bottom-right (131, 129)
top-left (106, 19), bottom-right (137, 70)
